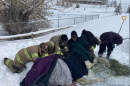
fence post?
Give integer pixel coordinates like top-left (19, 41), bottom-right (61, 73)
top-left (58, 14), bottom-right (59, 18)
top-left (31, 23), bottom-right (33, 32)
top-left (92, 16), bottom-right (93, 20)
top-left (74, 17), bottom-right (75, 25)
top-left (58, 19), bottom-right (59, 28)
top-left (98, 15), bottom-right (99, 19)
top-left (31, 33), bottom-right (33, 39)
top-left (85, 16), bottom-right (86, 22)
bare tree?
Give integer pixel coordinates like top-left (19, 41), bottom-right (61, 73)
top-left (113, 0), bottom-right (117, 7)
top-left (106, 0), bottom-right (108, 12)
top-left (61, 0), bottom-right (72, 7)
top-left (0, 0), bottom-right (52, 35)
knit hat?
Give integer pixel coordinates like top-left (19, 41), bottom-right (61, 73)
top-left (71, 31), bottom-right (78, 37)
top-left (61, 34), bottom-right (68, 41)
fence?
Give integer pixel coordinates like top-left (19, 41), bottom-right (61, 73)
top-left (0, 14), bottom-right (99, 36)
top-left (0, 25), bottom-right (76, 40)
top-left (50, 14), bottom-right (99, 28)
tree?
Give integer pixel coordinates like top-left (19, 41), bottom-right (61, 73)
top-left (61, 0), bottom-right (72, 8)
top-left (127, 5), bottom-right (130, 13)
top-left (110, 0), bottom-right (113, 7)
top-left (113, 0), bottom-right (117, 7)
top-left (0, 0), bottom-right (52, 35)
top-left (115, 1), bottom-right (122, 15)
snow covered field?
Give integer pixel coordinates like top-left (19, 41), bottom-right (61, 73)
top-left (0, 3), bottom-right (129, 86)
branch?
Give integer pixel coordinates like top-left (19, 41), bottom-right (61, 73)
top-left (23, 0), bottom-right (44, 14)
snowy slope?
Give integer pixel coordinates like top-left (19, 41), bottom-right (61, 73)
top-left (0, 6), bottom-right (129, 86)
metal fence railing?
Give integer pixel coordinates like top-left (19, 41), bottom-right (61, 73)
top-left (0, 14), bottom-right (99, 36)
top-left (0, 25), bottom-right (76, 40)
top-left (50, 14), bottom-right (99, 28)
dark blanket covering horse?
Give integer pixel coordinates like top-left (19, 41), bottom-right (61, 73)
top-left (20, 54), bottom-right (62, 86)
top-left (20, 30), bottom-right (98, 86)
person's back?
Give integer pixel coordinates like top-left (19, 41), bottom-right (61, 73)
top-left (17, 45), bottom-right (39, 64)
top-left (100, 31), bottom-right (123, 44)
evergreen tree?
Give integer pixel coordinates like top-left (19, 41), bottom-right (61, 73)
top-left (113, 1), bottom-right (117, 7)
top-left (127, 5), bottom-right (130, 13)
top-left (115, 1), bottom-right (122, 15)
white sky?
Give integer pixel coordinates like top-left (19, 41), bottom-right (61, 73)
top-left (0, 5), bottom-right (129, 86)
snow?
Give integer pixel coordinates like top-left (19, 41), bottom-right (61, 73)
top-left (0, 5), bottom-right (130, 86)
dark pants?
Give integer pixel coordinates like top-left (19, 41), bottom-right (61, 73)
top-left (99, 44), bottom-right (114, 57)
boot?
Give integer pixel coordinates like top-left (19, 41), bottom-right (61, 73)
top-left (4, 58), bottom-right (11, 66)
top-left (4, 58), bottom-right (8, 65)
top-left (107, 51), bottom-right (112, 59)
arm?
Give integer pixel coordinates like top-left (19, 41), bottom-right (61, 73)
top-left (30, 49), bottom-right (39, 62)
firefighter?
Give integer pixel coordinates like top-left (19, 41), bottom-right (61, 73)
top-left (50, 34), bottom-right (68, 55)
top-left (4, 42), bottom-right (48, 73)
top-left (46, 41), bottom-right (55, 54)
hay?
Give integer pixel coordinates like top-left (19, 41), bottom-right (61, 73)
top-left (91, 58), bottom-right (129, 78)
top-left (109, 59), bottom-right (129, 76)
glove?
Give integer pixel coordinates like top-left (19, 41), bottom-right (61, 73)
top-left (104, 50), bottom-right (106, 53)
top-left (112, 44), bottom-right (115, 48)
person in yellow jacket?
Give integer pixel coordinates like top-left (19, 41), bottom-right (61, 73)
top-left (46, 41), bottom-right (55, 54)
top-left (4, 42), bottom-right (48, 73)
top-left (50, 34), bottom-right (68, 55)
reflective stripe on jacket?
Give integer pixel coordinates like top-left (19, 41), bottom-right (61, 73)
top-left (42, 53), bottom-right (49, 58)
top-left (16, 45), bottom-right (43, 64)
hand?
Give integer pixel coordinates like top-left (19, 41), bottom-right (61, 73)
top-left (112, 44), bottom-right (115, 48)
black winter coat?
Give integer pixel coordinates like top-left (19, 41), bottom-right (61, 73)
top-left (100, 31), bottom-right (123, 45)
top-left (67, 38), bottom-right (77, 51)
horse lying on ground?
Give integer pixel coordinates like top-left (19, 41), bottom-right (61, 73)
top-left (20, 30), bottom-right (110, 86)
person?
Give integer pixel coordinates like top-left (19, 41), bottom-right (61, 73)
top-left (4, 42), bottom-right (48, 73)
top-left (46, 41), bottom-right (55, 54)
top-left (50, 34), bottom-right (68, 55)
top-left (98, 31), bottom-right (123, 59)
top-left (67, 31), bottom-right (78, 51)
top-left (20, 30), bottom-right (108, 86)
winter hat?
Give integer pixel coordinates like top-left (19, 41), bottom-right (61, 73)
top-left (71, 31), bottom-right (78, 37)
top-left (61, 34), bottom-right (68, 41)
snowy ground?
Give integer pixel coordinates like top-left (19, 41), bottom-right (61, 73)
top-left (0, 5), bottom-right (130, 86)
